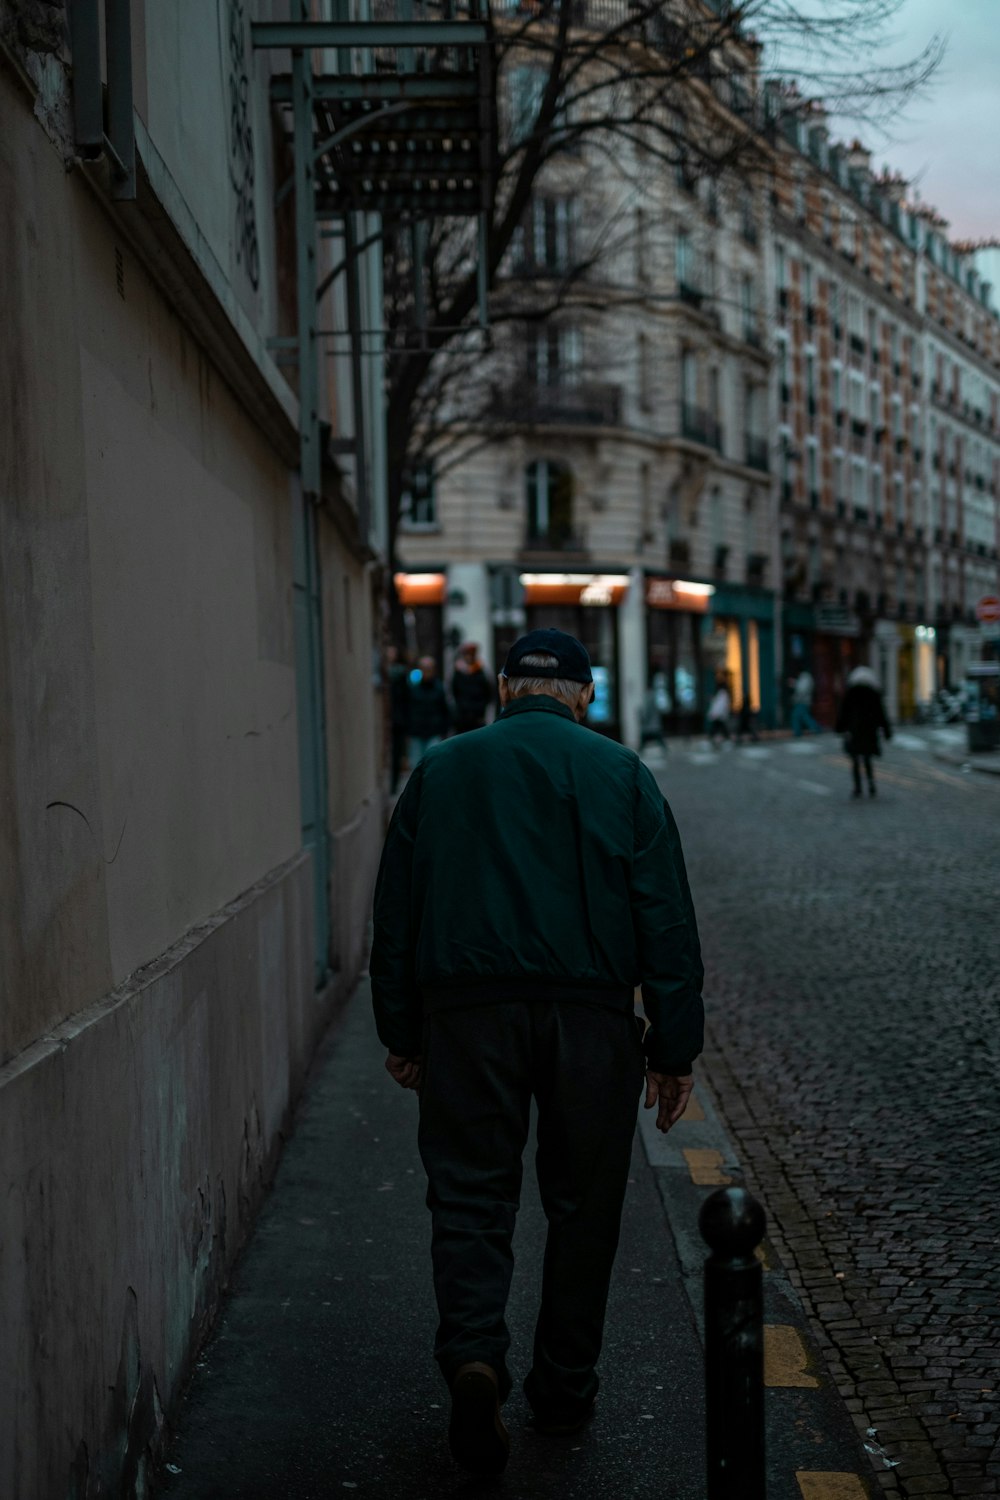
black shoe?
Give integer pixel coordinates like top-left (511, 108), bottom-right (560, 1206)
top-left (868, 784), bottom-right (876, 797)
top-left (448, 1363), bottom-right (510, 1476)
top-left (527, 1399), bottom-right (597, 1437)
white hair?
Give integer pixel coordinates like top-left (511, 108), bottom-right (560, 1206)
top-left (505, 651), bottom-right (585, 705)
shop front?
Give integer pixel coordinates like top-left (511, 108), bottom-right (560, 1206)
top-left (394, 571), bottom-right (447, 666)
top-left (645, 576), bottom-right (715, 736)
top-left (706, 584), bottom-right (778, 730)
top-left (812, 604), bottom-right (863, 728)
top-left (496, 572), bottom-right (630, 739)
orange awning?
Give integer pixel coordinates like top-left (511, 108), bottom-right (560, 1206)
top-left (520, 573), bottom-right (630, 607)
top-left (646, 577), bottom-right (715, 613)
top-left (394, 572), bottom-right (447, 606)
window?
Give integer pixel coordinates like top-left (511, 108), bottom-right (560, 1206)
top-left (832, 365), bottom-right (843, 412)
top-left (510, 66), bottom-right (546, 145)
top-left (639, 333), bottom-right (651, 411)
top-left (681, 348), bottom-right (698, 409)
top-left (834, 453), bottom-right (845, 501)
top-left (401, 463), bottom-right (437, 528)
top-left (514, 196), bottom-right (578, 274)
top-left (807, 442), bottom-right (819, 495)
top-left (675, 228), bottom-right (692, 291)
top-left (803, 260), bottom-right (814, 308)
top-left (775, 242), bottom-right (787, 292)
top-left (525, 460), bottom-right (574, 545)
top-left (635, 207), bottom-right (647, 284)
top-left (526, 325), bottom-right (581, 388)
top-left (741, 275), bottom-right (756, 341)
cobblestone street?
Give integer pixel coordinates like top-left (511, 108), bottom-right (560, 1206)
top-left (654, 728), bottom-right (1000, 1497)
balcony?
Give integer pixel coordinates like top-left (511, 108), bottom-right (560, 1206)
top-left (681, 403), bottom-right (723, 452)
top-left (494, 381), bottom-right (622, 427)
top-left (678, 281), bottom-right (705, 309)
top-left (744, 433), bottom-right (769, 472)
top-left (521, 529), bottom-right (588, 558)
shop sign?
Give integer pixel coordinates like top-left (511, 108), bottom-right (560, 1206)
top-left (975, 595), bottom-right (1000, 624)
top-left (394, 572), bottom-right (447, 606)
top-left (815, 603), bottom-right (860, 637)
top-left (646, 577), bottom-right (715, 612)
top-left (519, 573), bottom-right (630, 607)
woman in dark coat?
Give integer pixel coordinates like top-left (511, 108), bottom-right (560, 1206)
top-left (450, 641), bottom-right (493, 733)
top-left (835, 665), bottom-right (892, 798)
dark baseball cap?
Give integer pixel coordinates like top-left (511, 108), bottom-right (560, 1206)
top-left (501, 628), bottom-right (593, 684)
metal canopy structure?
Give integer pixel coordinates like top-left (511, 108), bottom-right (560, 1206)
top-left (252, 8), bottom-right (493, 507)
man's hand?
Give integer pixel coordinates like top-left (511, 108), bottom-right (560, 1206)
top-left (386, 1052), bottom-right (422, 1091)
top-left (644, 1071), bottom-right (694, 1133)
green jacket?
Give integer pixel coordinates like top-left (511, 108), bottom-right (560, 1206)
top-left (370, 694), bottom-right (704, 1073)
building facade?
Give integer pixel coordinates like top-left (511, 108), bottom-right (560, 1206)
top-left (0, 4), bottom-right (394, 1491)
top-left (400, 63), bottom-right (1000, 740)
top-left (397, 28), bottom-right (777, 745)
top-left (772, 99), bottom-right (1000, 725)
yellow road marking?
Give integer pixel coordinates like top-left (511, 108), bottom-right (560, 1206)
top-left (764, 1325), bottom-right (820, 1388)
top-left (819, 753), bottom-right (974, 794)
top-left (796, 1474), bottom-right (869, 1500)
top-left (680, 1093), bottom-right (706, 1122)
top-left (683, 1148), bottom-right (731, 1185)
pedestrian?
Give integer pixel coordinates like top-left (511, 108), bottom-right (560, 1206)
top-left (407, 655), bottom-right (450, 768)
top-left (835, 664), bottom-right (892, 798)
top-left (450, 640), bottom-right (493, 733)
top-left (707, 678), bottom-right (731, 746)
top-left (385, 644), bottom-right (411, 794)
top-left (638, 682), bottom-right (668, 753)
top-left (735, 697), bottom-right (759, 744)
top-left (790, 669), bottom-right (820, 737)
top-left (370, 628), bottom-right (704, 1477)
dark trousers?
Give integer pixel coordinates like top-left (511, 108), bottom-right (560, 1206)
top-left (852, 753), bottom-right (875, 792)
top-left (417, 1000), bottom-right (645, 1418)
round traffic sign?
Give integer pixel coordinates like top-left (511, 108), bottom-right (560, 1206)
top-left (975, 595), bottom-right (1000, 624)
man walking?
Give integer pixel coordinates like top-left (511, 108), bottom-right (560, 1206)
top-left (371, 628), bottom-right (704, 1477)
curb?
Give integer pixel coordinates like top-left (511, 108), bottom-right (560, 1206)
top-left (931, 748), bottom-right (1000, 776)
top-left (640, 1072), bottom-right (879, 1500)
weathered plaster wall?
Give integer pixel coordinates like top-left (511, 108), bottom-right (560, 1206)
top-left (0, 66), bottom-right (302, 1058)
top-left (0, 48), bottom-right (382, 1499)
top-left (0, 851), bottom-right (316, 1499)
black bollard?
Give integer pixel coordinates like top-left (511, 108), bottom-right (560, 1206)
top-left (699, 1185), bottom-right (767, 1500)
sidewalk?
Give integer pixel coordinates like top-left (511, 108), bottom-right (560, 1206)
top-left (159, 984), bottom-right (873, 1499)
top-left (927, 724), bottom-right (1000, 775)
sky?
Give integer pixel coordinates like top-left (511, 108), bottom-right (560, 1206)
top-left (771, 0), bottom-right (1000, 242)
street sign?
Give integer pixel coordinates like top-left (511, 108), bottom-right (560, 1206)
top-left (975, 595), bottom-right (1000, 624)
